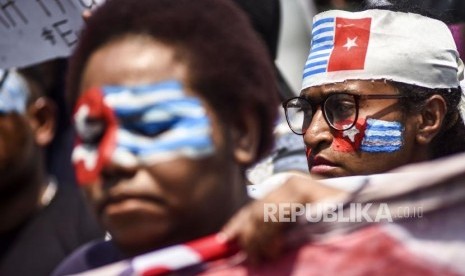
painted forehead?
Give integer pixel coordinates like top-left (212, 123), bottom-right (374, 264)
top-left (0, 70), bottom-right (29, 114)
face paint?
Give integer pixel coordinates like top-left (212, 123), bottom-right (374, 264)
top-left (0, 70), bottom-right (29, 114)
top-left (360, 118), bottom-right (403, 152)
top-left (72, 80), bottom-right (214, 185)
top-left (305, 146), bottom-right (312, 158)
top-left (332, 119), bottom-right (367, 152)
top-left (331, 118), bottom-right (403, 153)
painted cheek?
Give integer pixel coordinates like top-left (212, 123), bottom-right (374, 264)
top-left (305, 146), bottom-right (312, 158)
top-left (359, 118), bottom-right (403, 153)
top-left (332, 118), bottom-right (367, 152)
top-left (72, 88), bottom-right (118, 185)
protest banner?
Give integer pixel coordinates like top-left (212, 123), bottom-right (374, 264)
top-left (0, 0), bottom-right (104, 69)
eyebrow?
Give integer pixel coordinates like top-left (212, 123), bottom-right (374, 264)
top-left (300, 88), bottom-right (361, 100)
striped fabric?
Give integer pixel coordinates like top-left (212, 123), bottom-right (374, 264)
top-left (74, 152), bottom-right (465, 275)
top-left (303, 17), bottom-right (335, 78)
top-left (302, 9), bottom-right (463, 90)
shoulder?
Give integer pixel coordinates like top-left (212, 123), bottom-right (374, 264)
top-left (52, 239), bottom-right (124, 276)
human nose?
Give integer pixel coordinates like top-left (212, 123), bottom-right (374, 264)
top-left (100, 152), bottom-right (139, 184)
top-left (303, 107), bottom-right (333, 152)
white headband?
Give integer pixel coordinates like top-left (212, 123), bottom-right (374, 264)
top-left (302, 9), bottom-right (465, 90)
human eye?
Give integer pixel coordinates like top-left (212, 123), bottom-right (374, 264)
top-left (325, 94), bottom-right (356, 123)
top-left (75, 116), bottom-right (106, 144)
top-left (335, 99), bottom-right (355, 117)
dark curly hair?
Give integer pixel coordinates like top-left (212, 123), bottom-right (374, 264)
top-left (66, 0), bottom-right (279, 163)
top-left (392, 82), bottom-right (465, 159)
top-left (360, 1), bottom-right (465, 159)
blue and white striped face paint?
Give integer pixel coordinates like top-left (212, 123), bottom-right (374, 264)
top-left (0, 70), bottom-right (29, 114)
top-left (360, 118), bottom-right (403, 152)
top-left (72, 80), bottom-right (214, 184)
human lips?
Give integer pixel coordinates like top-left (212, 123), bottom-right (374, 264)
top-left (98, 191), bottom-right (168, 218)
top-left (309, 155), bottom-right (339, 176)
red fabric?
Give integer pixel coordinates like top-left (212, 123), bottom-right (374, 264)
top-left (200, 225), bottom-right (460, 276)
top-left (186, 235), bottom-right (238, 263)
top-left (141, 267), bottom-right (171, 276)
top-left (328, 17), bottom-right (371, 72)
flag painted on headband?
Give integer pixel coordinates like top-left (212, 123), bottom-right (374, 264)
top-left (303, 17), bottom-right (371, 80)
top-left (360, 118), bottom-right (403, 152)
top-left (72, 80), bottom-right (214, 185)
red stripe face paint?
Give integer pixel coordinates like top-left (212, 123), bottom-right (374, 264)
top-left (306, 146), bottom-right (312, 158)
top-left (332, 118), bottom-right (366, 152)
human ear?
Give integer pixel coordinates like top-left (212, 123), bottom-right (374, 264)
top-left (231, 108), bottom-right (260, 166)
top-left (415, 95), bottom-right (447, 145)
top-left (27, 97), bottom-right (57, 146)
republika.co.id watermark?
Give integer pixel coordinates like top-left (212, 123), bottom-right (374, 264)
top-left (264, 202), bottom-right (424, 223)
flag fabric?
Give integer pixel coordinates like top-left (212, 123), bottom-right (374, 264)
top-left (126, 235), bottom-right (237, 276)
top-left (71, 80), bottom-right (214, 185)
top-left (74, 234), bottom-right (238, 276)
top-left (327, 17), bottom-right (371, 72)
top-left (74, 152), bottom-right (465, 275)
top-left (304, 17), bottom-right (371, 79)
top-left (302, 9), bottom-right (463, 90)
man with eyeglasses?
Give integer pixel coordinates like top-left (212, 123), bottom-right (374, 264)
top-left (280, 8), bottom-right (465, 178)
top-left (219, 1), bottom-right (465, 271)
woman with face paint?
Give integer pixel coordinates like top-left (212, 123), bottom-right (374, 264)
top-left (221, 0), bottom-right (465, 265)
top-left (52, 0), bottom-right (288, 274)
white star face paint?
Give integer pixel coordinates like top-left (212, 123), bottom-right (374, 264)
top-left (0, 70), bottom-right (29, 114)
top-left (342, 126), bottom-right (359, 142)
top-left (331, 118), bottom-right (403, 153)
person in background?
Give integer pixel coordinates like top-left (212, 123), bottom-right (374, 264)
top-left (0, 61), bottom-right (103, 276)
top-left (314, 0), bottom-right (364, 12)
top-left (236, 0), bottom-right (310, 186)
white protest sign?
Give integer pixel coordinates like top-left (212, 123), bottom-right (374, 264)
top-left (0, 0), bottom-right (105, 69)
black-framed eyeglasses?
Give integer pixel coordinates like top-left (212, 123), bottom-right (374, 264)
top-left (282, 93), bottom-right (406, 135)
